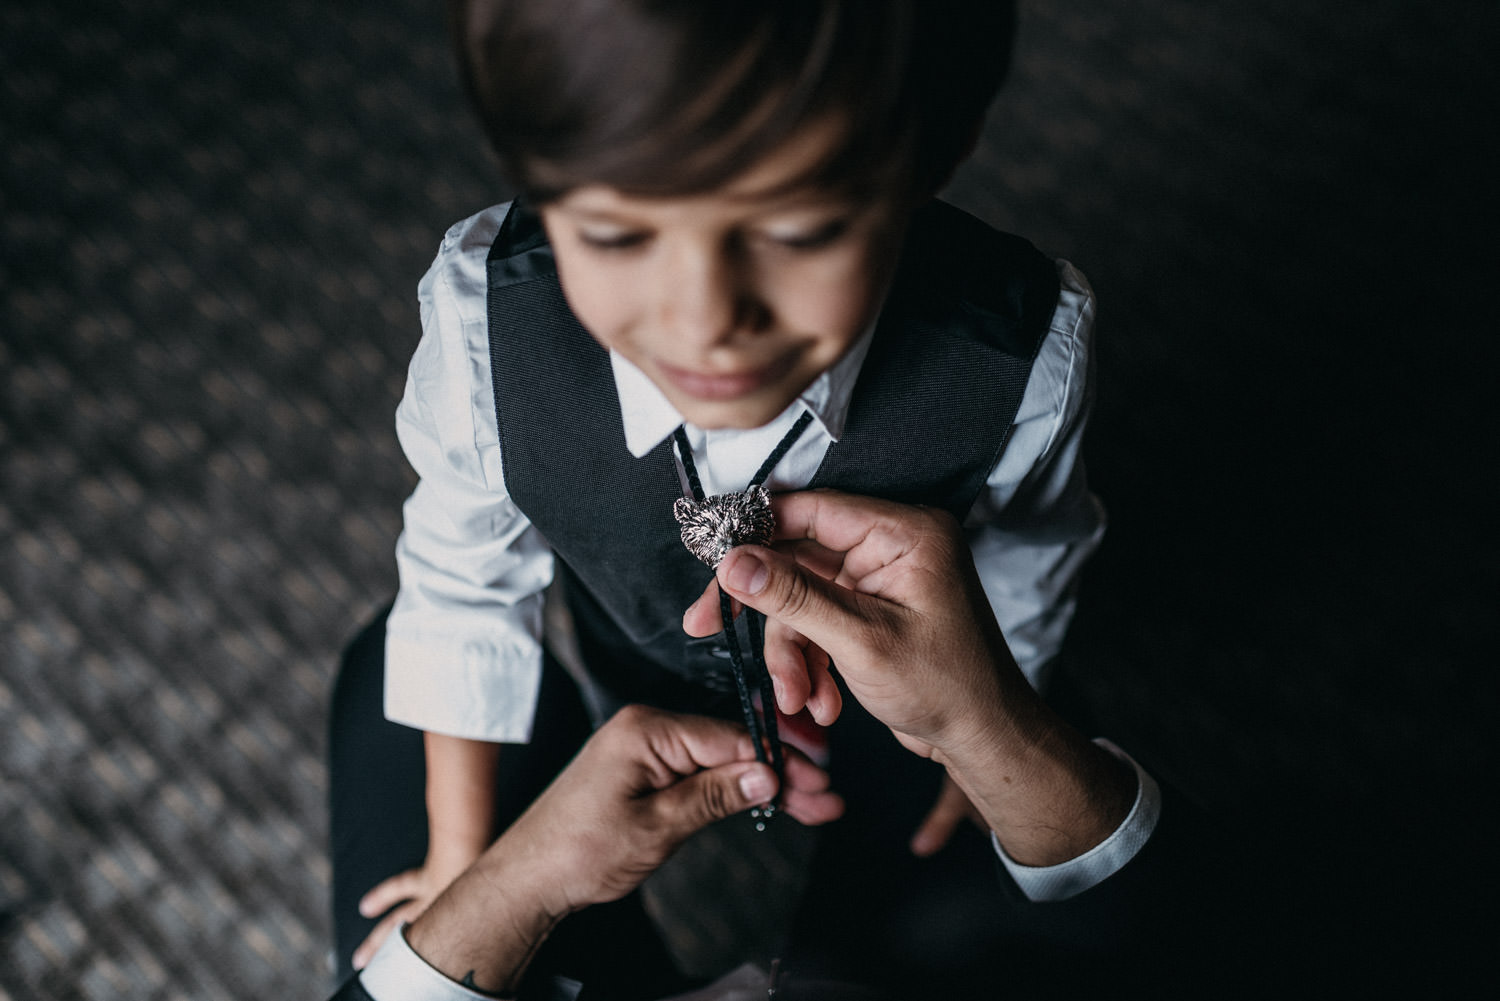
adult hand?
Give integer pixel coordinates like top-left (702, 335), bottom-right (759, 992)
top-left (687, 490), bottom-right (1134, 867)
top-left (506, 704), bottom-right (844, 915)
top-left (685, 551), bottom-right (845, 724)
top-left (404, 705), bottom-right (844, 994)
top-left (683, 491), bottom-right (1021, 759)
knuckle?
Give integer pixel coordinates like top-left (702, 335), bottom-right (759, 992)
top-left (776, 565), bottom-right (815, 620)
top-left (698, 779), bottom-right (735, 821)
top-left (613, 703), bottom-right (651, 728)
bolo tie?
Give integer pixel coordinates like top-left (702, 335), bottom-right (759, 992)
top-left (672, 410), bottom-right (815, 830)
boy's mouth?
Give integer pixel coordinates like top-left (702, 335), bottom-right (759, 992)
top-left (657, 356), bottom-right (793, 401)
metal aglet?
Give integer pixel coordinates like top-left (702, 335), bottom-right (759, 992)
top-left (750, 802), bottom-right (776, 832)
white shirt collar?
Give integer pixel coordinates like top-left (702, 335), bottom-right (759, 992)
top-left (612, 323), bottom-right (876, 458)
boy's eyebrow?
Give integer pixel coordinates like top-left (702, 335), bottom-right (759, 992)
top-left (550, 204), bottom-right (638, 222)
top-left (553, 189), bottom-right (860, 221)
top-left (724, 188), bottom-right (859, 211)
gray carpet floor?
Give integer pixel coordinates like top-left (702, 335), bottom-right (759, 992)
top-left (3, 1), bottom-right (1495, 997)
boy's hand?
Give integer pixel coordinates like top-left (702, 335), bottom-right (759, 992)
top-left (910, 775), bottom-right (985, 857)
top-left (352, 731), bottom-right (501, 969)
top-left (352, 847), bottom-right (480, 970)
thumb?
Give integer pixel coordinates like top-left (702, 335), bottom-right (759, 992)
top-left (716, 546), bottom-right (862, 657)
top-left (653, 761), bottom-right (780, 840)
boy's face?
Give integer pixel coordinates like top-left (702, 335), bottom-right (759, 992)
top-left (540, 124), bottom-right (909, 430)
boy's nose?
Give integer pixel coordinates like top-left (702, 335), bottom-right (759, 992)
top-left (660, 247), bottom-right (768, 346)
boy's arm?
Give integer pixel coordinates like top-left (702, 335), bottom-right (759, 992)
top-left (384, 204), bottom-right (554, 747)
top-left (422, 733), bottom-right (502, 865)
top-left (352, 207), bottom-right (549, 967)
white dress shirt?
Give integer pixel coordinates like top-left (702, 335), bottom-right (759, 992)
top-left (381, 204), bottom-right (1153, 900)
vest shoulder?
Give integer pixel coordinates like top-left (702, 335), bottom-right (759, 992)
top-left (485, 199), bottom-right (558, 288)
top-left (896, 200), bottom-right (1061, 358)
top-left (906, 200), bottom-right (1057, 309)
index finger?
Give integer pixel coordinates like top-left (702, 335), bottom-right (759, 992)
top-left (611, 707), bottom-right (760, 787)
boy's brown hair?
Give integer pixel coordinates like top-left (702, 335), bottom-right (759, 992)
top-left (449, 0), bottom-right (1017, 202)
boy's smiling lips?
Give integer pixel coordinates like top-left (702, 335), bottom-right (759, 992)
top-left (656, 354), bottom-right (797, 402)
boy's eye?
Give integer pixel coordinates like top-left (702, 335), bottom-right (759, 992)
top-left (764, 218), bottom-right (850, 251)
top-left (578, 229), bottom-right (650, 251)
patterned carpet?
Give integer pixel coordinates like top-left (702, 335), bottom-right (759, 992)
top-left (2, 1), bottom-right (1494, 997)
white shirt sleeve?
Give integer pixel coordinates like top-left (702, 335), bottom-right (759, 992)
top-left (383, 206), bottom-right (556, 743)
top-left (992, 739), bottom-right (1162, 901)
top-left (966, 260), bottom-right (1106, 691)
top-left (359, 924), bottom-right (512, 1001)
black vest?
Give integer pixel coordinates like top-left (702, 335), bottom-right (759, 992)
top-left (487, 200), bottom-right (1059, 717)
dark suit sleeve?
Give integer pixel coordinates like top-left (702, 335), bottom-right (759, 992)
top-left (987, 777), bottom-right (1284, 989)
top-left (327, 976), bottom-right (377, 1001)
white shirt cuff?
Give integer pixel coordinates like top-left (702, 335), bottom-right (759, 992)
top-left (384, 632), bottom-right (543, 743)
top-left (992, 738), bottom-right (1161, 902)
top-left (360, 923), bottom-right (509, 1001)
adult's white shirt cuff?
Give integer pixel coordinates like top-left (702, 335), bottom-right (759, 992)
top-left (360, 923), bottom-right (519, 1001)
top-left (992, 738), bottom-right (1161, 901)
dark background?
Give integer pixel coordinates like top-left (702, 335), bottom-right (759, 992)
top-left (2, 0), bottom-right (1494, 997)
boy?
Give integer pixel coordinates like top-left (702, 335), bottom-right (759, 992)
top-left (331, 0), bottom-right (1148, 992)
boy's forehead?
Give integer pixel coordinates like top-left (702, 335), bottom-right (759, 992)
top-left (555, 117), bottom-right (874, 214)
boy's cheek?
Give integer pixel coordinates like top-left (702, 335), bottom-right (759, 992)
top-left (551, 259), bottom-right (639, 352)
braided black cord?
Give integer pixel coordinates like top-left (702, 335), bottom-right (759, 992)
top-left (749, 410), bottom-right (815, 487)
top-left (671, 425), bottom-right (706, 501)
top-left (719, 587), bottom-right (770, 766)
top-left (672, 414), bottom-right (814, 823)
top-left (747, 609), bottom-right (784, 777)
top-left (674, 426), bottom-right (770, 771)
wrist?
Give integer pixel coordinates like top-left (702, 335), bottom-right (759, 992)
top-left (941, 700), bottom-right (1136, 867)
top-left (423, 732), bottom-right (502, 864)
top-left (924, 655), bottom-right (1041, 773)
top-left (405, 847), bottom-right (565, 996)
top-left (474, 833), bottom-right (576, 926)
top-left (425, 829), bottom-right (492, 874)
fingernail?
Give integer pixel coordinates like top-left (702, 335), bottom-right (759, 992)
top-left (725, 552), bottom-right (768, 595)
top-left (740, 768), bottom-right (775, 802)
